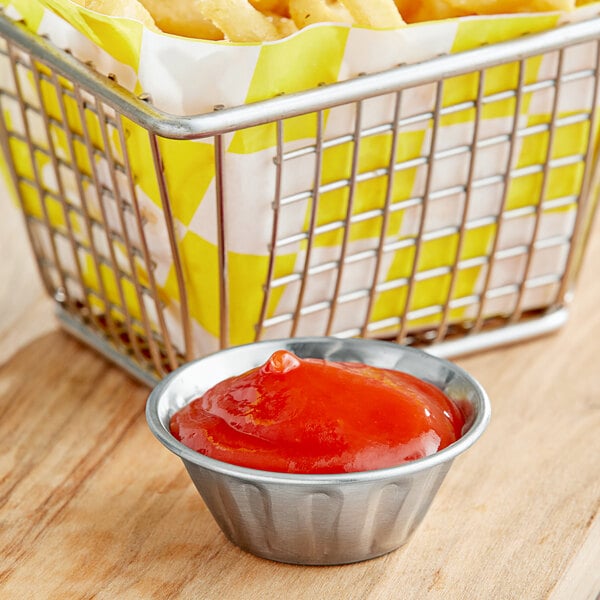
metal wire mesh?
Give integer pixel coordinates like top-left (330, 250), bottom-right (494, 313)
top-left (1, 12), bottom-right (599, 384)
top-left (0, 32), bottom-right (187, 378)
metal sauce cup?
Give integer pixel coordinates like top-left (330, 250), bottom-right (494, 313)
top-left (146, 337), bottom-right (491, 565)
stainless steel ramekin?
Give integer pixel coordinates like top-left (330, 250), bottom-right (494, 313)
top-left (146, 337), bottom-right (490, 565)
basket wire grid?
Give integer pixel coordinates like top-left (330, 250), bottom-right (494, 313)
top-left (0, 12), bottom-right (599, 385)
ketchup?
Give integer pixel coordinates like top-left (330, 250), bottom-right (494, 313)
top-left (169, 350), bottom-right (465, 474)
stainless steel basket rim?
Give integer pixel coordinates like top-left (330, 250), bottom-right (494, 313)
top-left (2, 12), bottom-right (600, 138)
top-left (146, 337), bottom-right (491, 485)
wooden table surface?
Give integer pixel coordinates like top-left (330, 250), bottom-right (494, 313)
top-left (1, 194), bottom-right (599, 600)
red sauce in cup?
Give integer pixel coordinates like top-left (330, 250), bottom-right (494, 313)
top-left (169, 350), bottom-right (465, 474)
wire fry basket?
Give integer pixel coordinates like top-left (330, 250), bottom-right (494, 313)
top-left (1, 11), bottom-right (599, 385)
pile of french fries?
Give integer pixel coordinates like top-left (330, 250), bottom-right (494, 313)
top-left (73, 0), bottom-right (579, 42)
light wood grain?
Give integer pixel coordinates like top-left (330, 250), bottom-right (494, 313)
top-left (0, 197), bottom-right (56, 365)
top-left (1, 194), bottom-right (599, 600)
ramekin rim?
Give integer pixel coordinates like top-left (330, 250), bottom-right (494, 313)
top-left (146, 337), bottom-right (491, 485)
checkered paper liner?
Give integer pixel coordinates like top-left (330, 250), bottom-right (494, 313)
top-left (1, 0), bottom-right (599, 362)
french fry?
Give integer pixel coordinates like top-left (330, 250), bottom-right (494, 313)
top-left (249, 0), bottom-right (290, 15)
top-left (72, 0), bottom-right (160, 30)
top-left (138, 0), bottom-right (224, 40)
top-left (74, 0), bottom-right (581, 41)
top-left (289, 0), bottom-right (353, 28)
top-left (270, 14), bottom-right (299, 37)
top-left (398, 0), bottom-right (575, 23)
top-left (200, 0), bottom-right (284, 41)
top-left (446, 0), bottom-right (575, 12)
top-left (394, 0), bottom-right (471, 23)
top-left (342, 0), bottom-right (405, 27)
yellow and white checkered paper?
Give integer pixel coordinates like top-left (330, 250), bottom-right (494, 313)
top-left (1, 0), bottom-right (599, 357)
